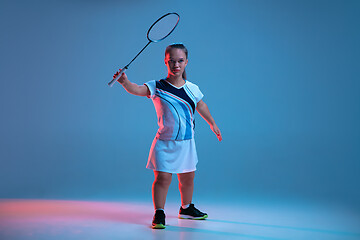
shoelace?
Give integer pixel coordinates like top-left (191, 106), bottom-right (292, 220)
top-left (155, 211), bottom-right (165, 217)
top-left (190, 205), bottom-right (203, 215)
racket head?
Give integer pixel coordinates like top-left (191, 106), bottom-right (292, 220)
top-left (147, 12), bottom-right (180, 43)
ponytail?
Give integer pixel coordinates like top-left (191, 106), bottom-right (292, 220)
top-left (182, 69), bottom-right (187, 80)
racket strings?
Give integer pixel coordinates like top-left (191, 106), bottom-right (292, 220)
top-left (148, 13), bottom-right (179, 42)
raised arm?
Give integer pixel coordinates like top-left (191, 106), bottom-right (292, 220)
top-left (114, 70), bottom-right (149, 97)
top-left (196, 100), bottom-right (222, 141)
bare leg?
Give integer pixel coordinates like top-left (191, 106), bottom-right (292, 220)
top-left (177, 171), bottom-right (195, 206)
top-left (152, 171), bottom-right (172, 210)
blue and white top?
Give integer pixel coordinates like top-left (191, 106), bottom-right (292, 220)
top-left (144, 79), bottom-right (204, 141)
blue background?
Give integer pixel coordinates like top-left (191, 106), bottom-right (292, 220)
top-left (1, 0), bottom-right (359, 211)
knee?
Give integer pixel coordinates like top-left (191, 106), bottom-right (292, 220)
top-left (154, 174), bottom-right (172, 187)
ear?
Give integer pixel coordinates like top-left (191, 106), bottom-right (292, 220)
top-left (185, 59), bottom-right (188, 66)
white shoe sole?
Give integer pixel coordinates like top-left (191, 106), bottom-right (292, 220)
top-left (178, 214), bottom-right (208, 220)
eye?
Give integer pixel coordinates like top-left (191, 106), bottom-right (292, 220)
top-left (179, 59), bottom-right (184, 63)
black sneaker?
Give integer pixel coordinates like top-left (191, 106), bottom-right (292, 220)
top-left (179, 203), bottom-right (208, 220)
top-left (152, 209), bottom-right (166, 229)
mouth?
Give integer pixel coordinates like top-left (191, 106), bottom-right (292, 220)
top-left (172, 69), bottom-right (180, 73)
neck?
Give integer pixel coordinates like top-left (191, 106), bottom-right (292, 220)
top-left (166, 75), bottom-right (185, 86)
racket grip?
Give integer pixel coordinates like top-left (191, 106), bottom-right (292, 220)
top-left (108, 68), bottom-right (127, 87)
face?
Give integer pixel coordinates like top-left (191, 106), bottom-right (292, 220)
top-left (165, 48), bottom-right (188, 78)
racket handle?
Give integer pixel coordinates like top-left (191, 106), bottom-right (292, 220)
top-left (108, 67), bottom-right (127, 87)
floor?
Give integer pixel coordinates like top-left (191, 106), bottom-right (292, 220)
top-left (0, 198), bottom-right (359, 240)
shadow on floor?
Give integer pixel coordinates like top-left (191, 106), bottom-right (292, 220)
top-left (206, 219), bottom-right (360, 237)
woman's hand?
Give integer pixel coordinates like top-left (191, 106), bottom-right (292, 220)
top-left (211, 123), bottom-right (222, 141)
top-left (113, 69), bottom-right (149, 96)
top-left (113, 69), bottom-right (128, 84)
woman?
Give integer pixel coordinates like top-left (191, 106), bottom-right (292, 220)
top-left (114, 43), bottom-right (222, 229)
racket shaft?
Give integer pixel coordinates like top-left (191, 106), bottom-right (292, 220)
top-left (108, 68), bottom-right (126, 87)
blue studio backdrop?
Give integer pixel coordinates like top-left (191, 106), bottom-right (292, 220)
top-left (1, 0), bottom-right (359, 212)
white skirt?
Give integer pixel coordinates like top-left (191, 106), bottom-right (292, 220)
top-left (146, 137), bottom-right (198, 173)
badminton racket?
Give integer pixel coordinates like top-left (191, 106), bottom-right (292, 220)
top-left (108, 12), bottom-right (180, 87)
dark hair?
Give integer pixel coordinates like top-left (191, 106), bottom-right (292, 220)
top-left (165, 43), bottom-right (188, 80)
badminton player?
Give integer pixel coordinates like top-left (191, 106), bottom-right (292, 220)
top-left (114, 43), bottom-right (222, 229)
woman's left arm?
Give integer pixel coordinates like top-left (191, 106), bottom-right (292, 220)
top-left (196, 100), bottom-right (222, 141)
